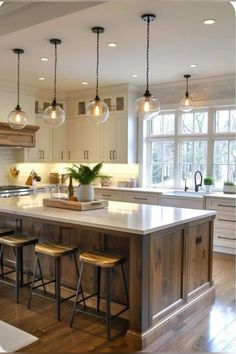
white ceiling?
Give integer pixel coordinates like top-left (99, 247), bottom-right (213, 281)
top-left (0, 0), bottom-right (234, 94)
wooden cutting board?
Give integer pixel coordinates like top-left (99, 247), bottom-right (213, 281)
top-left (43, 198), bottom-right (108, 211)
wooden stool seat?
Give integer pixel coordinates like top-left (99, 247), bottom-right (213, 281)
top-left (0, 228), bottom-right (14, 236)
top-left (0, 235), bottom-right (38, 248)
top-left (35, 242), bottom-right (78, 257)
top-left (28, 241), bottom-right (86, 321)
top-left (80, 251), bottom-right (126, 268)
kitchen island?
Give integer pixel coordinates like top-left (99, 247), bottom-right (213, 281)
top-left (0, 194), bottom-right (216, 350)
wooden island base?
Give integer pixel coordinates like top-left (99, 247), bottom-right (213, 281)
top-left (1, 213), bottom-right (215, 350)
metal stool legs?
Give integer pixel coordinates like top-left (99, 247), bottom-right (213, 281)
top-left (70, 261), bottom-right (129, 341)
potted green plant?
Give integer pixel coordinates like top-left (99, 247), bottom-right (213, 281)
top-left (66, 162), bottom-right (103, 202)
top-left (223, 181), bottom-right (236, 194)
top-left (203, 176), bottom-right (214, 193)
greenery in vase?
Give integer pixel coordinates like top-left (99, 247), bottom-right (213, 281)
top-left (224, 181), bottom-right (235, 186)
top-left (66, 162), bottom-right (103, 185)
top-left (203, 176), bottom-right (214, 185)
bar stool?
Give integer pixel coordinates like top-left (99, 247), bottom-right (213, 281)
top-left (0, 234), bottom-right (41, 303)
top-left (0, 228), bottom-right (15, 275)
top-left (70, 251), bottom-right (129, 340)
top-left (28, 242), bottom-right (86, 321)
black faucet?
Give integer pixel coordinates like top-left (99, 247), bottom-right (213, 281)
top-left (194, 171), bottom-right (203, 192)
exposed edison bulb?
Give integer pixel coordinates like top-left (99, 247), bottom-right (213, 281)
top-left (8, 107), bottom-right (28, 129)
top-left (43, 102), bottom-right (65, 127)
top-left (135, 94), bottom-right (160, 120)
top-left (94, 103), bottom-right (100, 116)
top-left (180, 93), bottom-right (193, 112)
top-left (86, 98), bottom-right (109, 124)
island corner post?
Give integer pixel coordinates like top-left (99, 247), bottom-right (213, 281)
top-left (0, 210), bottom-right (215, 350)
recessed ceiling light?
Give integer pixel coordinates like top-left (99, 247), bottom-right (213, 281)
top-left (40, 57), bottom-right (49, 62)
top-left (131, 74), bottom-right (138, 78)
top-left (38, 77), bottom-right (45, 81)
top-left (107, 42), bottom-right (117, 47)
top-left (82, 81), bottom-right (88, 85)
top-left (189, 64), bottom-right (198, 68)
top-left (0, 1), bottom-right (4, 7)
top-left (203, 19), bottom-right (216, 25)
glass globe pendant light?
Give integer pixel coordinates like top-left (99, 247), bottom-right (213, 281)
top-left (180, 74), bottom-right (194, 112)
top-left (43, 39), bottom-right (65, 127)
top-left (8, 49), bottom-right (28, 129)
top-left (86, 27), bottom-right (109, 124)
top-left (135, 14), bottom-right (160, 120)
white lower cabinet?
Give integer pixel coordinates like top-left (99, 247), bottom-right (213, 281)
top-left (204, 196), bottom-right (236, 255)
top-left (160, 196), bottom-right (203, 209)
top-left (94, 188), bottom-right (161, 205)
top-left (123, 191), bottom-right (160, 205)
top-left (94, 189), bottom-right (123, 201)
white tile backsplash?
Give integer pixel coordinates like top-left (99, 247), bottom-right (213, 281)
top-left (0, 148), bottom-right (16, 185)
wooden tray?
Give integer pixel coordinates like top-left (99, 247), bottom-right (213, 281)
top-left (43, 198), bottom-right (108, 211)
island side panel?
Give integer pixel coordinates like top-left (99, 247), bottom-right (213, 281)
top-left (150, 228), bottom-right (184, 323)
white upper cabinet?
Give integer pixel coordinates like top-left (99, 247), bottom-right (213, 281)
top-left (67, 117), bottom-right (100, 163)
top-left (66, 85), bottom-right (138, 164)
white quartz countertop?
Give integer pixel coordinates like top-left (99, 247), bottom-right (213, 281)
top-left (0, 193), bottom-right (216, 235)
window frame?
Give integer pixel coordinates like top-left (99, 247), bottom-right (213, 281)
top-left (143, 105), bottom-right (236, 189)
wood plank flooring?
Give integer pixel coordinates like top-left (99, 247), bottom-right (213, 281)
top-left (0, 252), bottom-right (235, 352)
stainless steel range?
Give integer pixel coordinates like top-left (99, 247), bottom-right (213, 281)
top-left (0, 185), bottom-right (31, 198)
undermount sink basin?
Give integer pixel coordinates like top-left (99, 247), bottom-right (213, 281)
top-left (163, 191), bottom-right (206, 198)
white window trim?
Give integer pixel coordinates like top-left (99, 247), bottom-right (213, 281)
top-left (139, 104), bottom-right (236, 190)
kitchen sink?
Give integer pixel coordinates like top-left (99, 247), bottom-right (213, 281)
top-left (163, 191), bottom-right (206, 198)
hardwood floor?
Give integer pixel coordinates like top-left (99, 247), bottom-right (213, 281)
top-left (0, 252), bottom-right (235, 352)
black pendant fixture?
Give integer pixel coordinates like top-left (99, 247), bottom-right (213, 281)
top-left (43, 38), bottom-right (65, 127)
top-left (8, 49), bottom-right (28, 129)
top-left (86, 27), bottom-right (109, 124)
top-left (180, 74), bottom-right (193, 112)
top-left (135, 14), bottom-right (160, 120)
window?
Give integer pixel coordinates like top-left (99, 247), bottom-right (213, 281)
top-left (180, 111), bottom-right (208, 134)
top-left (151, 141), bottom-right (175, 186)
top-left (215, 109), bottom-right (236, 133)
top-left (144, 107), bottom-right (235, 189)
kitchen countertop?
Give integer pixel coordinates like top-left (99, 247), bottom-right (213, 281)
top-left (0, 193), bottom-right (216, 235)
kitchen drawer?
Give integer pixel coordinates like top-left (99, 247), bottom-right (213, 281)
top-left (214, 228), bottom-right (236, 250)
top-left (215, 210), bottom-right (236, 221)
top-left (94, 189), bottom-right (123, 201)
top-left (206, 198), bottom-right (236, 211)
top-left (215, 219), bottom-right (236, 231)
top-left (123, 192), bottom-right (159, 205)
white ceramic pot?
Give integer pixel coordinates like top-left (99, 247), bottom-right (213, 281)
top-left (223, 185), bottom-right (236, 194)
top-left (205, 185), bottom-right (213, 193)
top-left (77, 184), bottom-right (94, 202)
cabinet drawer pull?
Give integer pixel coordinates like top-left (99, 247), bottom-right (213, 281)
top-left (217, 204), bottom-right (236, 208)
top-left (218, 218), bottom-right (236, 223)
top-left (68, 151), bottom-right (71, 160)
top-left (87, 150), bottom-right (89, 160)
top-left (113, 150), bottom-right (116, 160)
top-left (42, 150), bottom-right (44, 159)
top-left (134, 197), bottom-right (148, 201)
top-left (84, 150), bottom-right (86, 159)
top-left (218, 236), bottom-right (236, 240)
top-left (196, 236), bottom-right (202, 245)
top-left (61, 151), bottom-right (63, 160)
top-left (110, 150), bottom-right (113, 160)
top-left (102, 194), bottom-right (111, 197)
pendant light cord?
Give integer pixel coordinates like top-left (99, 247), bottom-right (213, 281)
top-left (16, 52), bottom-right (20, 109)
top-left (185, 76), bottom-right (189, 97)
top-left (53, 42), bottom-right (57, 104)
top-left (95, 30), bottom-right (99, 100)
top-left (146, 17), bottom-right (150, 95)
